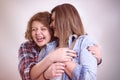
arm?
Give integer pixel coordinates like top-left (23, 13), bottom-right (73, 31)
top-left (41, 62), bottom-right (65, 79)
top-left (18, 42), bottom-right (37, 80)
top-left (64, 61), bottom-right (76, 79)
top-left (35, 48), bottom-right (77, 80)
top-left (18, 42), bottom-right (52, 80)
top-left (31, 48), bottom-right (76, 80)
top-left (36, 73), bottom-right (46, 80)
top-left (30, 54), bottom-right (53, 79)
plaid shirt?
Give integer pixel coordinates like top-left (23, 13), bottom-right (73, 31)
top-left (18, 41), bottom-right (40, 80)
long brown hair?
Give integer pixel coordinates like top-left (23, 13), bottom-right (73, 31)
top-left (25, 11), bottom-right (54, 41)
top-left (51, 3), bottom-right (85, 47)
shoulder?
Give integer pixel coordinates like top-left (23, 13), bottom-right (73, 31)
top-left (45, 40), bottom-right (57, 52)
top-left (18, 41), bottom-right (38, 58)
top-left (18, 41), bottom-right (36, 53)
top-left (77, 35), bottom-right (96, 48)
top-left (78, 35), bottom-right (95, 43)
top-left (78, 35), bottom-right (93, 41)
top-left (46, 40), bottom-right (57, 47)
top-left (20, 41), bottom-right (35, 49)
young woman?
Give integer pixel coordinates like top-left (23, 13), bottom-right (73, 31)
top-left (18, 11), bottom-right (77, 80)
top-left (42, 3), bottom-right (101, 80)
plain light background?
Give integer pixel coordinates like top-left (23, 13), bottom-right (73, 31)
top-left (0, 0), bottom-right (120, 80)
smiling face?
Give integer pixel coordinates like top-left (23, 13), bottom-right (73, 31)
top-left (31, 21), bottom-right (51, 47)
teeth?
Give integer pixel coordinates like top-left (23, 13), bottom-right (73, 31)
top-left (36, 35), bottom-right (44, 42)
top-left (37, 38), bottom-right (43, 42)
top-left (37, 37), bottom-right (43, 40)
top-left (37, 35), bottom-right (43, 38)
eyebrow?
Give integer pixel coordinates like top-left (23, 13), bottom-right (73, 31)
top-left (31, 26), bottom-right (47, 28)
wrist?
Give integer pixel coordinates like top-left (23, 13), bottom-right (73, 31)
top-left (47, 53), bottom-right (55, 63)
top-left (48, 56), bottom-right (54, 63)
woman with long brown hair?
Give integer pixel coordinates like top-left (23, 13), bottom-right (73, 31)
top-left (44, 3), bottom-right (101, 80)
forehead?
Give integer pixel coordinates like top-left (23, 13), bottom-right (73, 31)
top-left (31, 21), bottom-right (45, 27)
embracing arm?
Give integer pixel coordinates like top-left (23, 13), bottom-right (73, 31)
top-left (30, 55), bottom-right (53, 80)
top-left (36, 62), bottom-right (65, 80)
top-left (36, 48), bottom-right (77, 80)
top-left (18, 42), bottom-right (56, 80)
top-left (18, 42), bottom-right (37, 80)
top-left (30, 48), bottom-right (76, 80)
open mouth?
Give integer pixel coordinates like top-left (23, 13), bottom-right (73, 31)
top-left (36, 36), bottom-right (45, 42)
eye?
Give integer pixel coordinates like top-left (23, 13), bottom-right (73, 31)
top-left (32, 28), bottom-right (37, 31)
top-left (41, 27), bottom-right (47, 31)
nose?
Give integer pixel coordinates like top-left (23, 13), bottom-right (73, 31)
top-left (36, 29), bottom-right (42, 35)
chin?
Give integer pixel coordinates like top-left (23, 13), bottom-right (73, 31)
top-left (36, 42), bottom-right (44, 47)
top-left (38, 44), bottom-right (45, 47)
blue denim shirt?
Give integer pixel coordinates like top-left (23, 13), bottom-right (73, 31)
top-left (38, 35), bottom-right (97, 80)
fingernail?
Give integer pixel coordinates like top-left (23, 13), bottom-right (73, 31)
top-left (87, 46), bottom-right (89, 49)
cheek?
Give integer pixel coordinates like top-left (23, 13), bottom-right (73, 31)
top-left (31, 32), bottom-right (34, 37)
top-left (31, 32), bottom-right (35, 39)
top-left (47, 32), bottom-right (52, 40)
top-left (45, 31), bottom-right (51, 41)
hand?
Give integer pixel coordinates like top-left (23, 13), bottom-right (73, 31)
top-left (64, 61), bottom-right (77, 79)
top-left (48, 48), bottom-right (77, 62)
top-left (87, 44), bottom-right (102, 64)
top-left (44, 62), bottom-right (65, 79)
